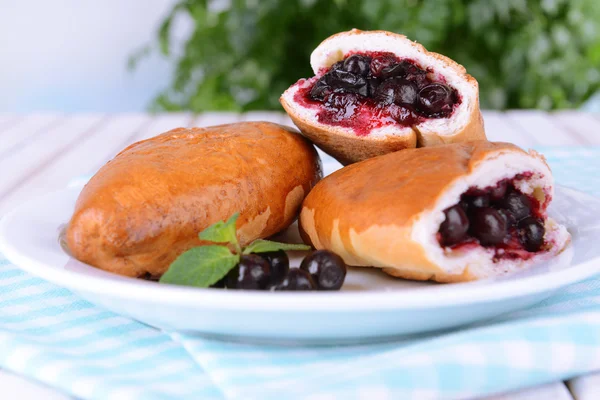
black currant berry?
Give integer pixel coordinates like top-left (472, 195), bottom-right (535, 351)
top-left (225, 254), bottom-right (270, 290)
top-left (273, 269), bottom-right (316, 291)
top-left (299, 250), bottom-right (347, 291)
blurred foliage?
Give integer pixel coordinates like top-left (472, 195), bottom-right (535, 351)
top-left (132, 0), bottom-right (600, 111)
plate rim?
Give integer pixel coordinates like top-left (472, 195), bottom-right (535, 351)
top-left (0, 185), bottom-right (598, 312)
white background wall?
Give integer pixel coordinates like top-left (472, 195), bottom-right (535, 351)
top-left (0, 0), bottom-right (183, 112)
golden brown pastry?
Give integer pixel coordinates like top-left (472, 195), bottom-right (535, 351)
top-left (300, 141), bottom-right (570, 282)
top-left (67, 122), bottom-right (322, 278)
top-left (281, 29), bottom-right (486, 165)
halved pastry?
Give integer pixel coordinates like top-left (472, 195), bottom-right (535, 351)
top-left (299, 141), bottom-right (570, 283)
top-left (67, 122), bottom-right (322, 278)
top-left (281, 29), bottom-right (486, 165)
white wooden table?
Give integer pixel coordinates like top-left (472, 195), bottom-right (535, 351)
top-left (1, 111), bottom-right (600, 399)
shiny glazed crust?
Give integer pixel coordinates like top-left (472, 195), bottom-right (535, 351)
top-left (67, 122), bottom-right (322, 278)
top-left (299, 141), bottom-right (567, 283)
top-left (281, 29), bottom-right (486, 165)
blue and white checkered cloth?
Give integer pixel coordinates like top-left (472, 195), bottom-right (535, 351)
top-left (1, 147), bottom-right (600, 400)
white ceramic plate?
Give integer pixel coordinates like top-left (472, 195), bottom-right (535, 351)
top-left (1, 183), bottom-right (599, 344)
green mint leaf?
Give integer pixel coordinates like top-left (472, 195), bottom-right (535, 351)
top-left (199, 213), bottom-right (239, 247)
top-left (159, 245), bottom-right (239, 288)
top-left (242, 239), bottom-right (311, 255)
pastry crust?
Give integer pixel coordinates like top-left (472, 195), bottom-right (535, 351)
top-left (413, 105), bottom-right (485, 148)
top-left (280, 107), bottom-right (416, 166)
top-left (299, 141), bottom-right (570, 282)
top-left (67, 122), bottom-right (322, 278)
top-left (281, 29), bottom-right (486, 165)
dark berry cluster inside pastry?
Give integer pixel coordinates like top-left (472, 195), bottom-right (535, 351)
top-left (294, 52), bottom-right (461, 136)
top-left (438, 176), bottom-right (547, 260)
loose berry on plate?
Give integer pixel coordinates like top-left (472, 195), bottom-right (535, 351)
top-left (300, 250), bottom-right (347, 290)
top-left (256, 250), bottom-right (289, 285)
top-left (225, 254), bottom-right (270, 290)
top-left (211, 277), bottom-right (226, 288)
top-left (273, 268), bottom-right (316, 291)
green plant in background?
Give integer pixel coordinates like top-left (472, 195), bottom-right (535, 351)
top-left (132, 0), bottom-right (600, 112)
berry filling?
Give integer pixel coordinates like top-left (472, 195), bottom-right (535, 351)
top-left (294, 52), bottom-right (461, 136)
top-left (438, 176), bottom-right (548, 261)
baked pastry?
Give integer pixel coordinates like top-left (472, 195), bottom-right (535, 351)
top-left (299, 141), bottom-right (570, 282)
top-left (67, 122), bottom-right (322, 278)
top-left (281, 29), bottom-right (486, 165)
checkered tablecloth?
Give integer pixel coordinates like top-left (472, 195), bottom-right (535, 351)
top-left (0, 147), bottom-right (600, 400)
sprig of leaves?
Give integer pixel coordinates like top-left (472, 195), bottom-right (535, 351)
top-left (198, 212), bottom-right (241, 253)
top-left (159, 245), bottom-right (239, 287)
top-left (242, 239), bottom-right (312, 254)
top-left (159, 213), bottom-right (310, 288)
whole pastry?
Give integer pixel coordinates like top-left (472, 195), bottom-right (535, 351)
top-left (281, 29), bottom-right (486, 165)
top-left (67, 122), bottom-right (322, 278)
top-left (299, 141), bottom-right (570, 282)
